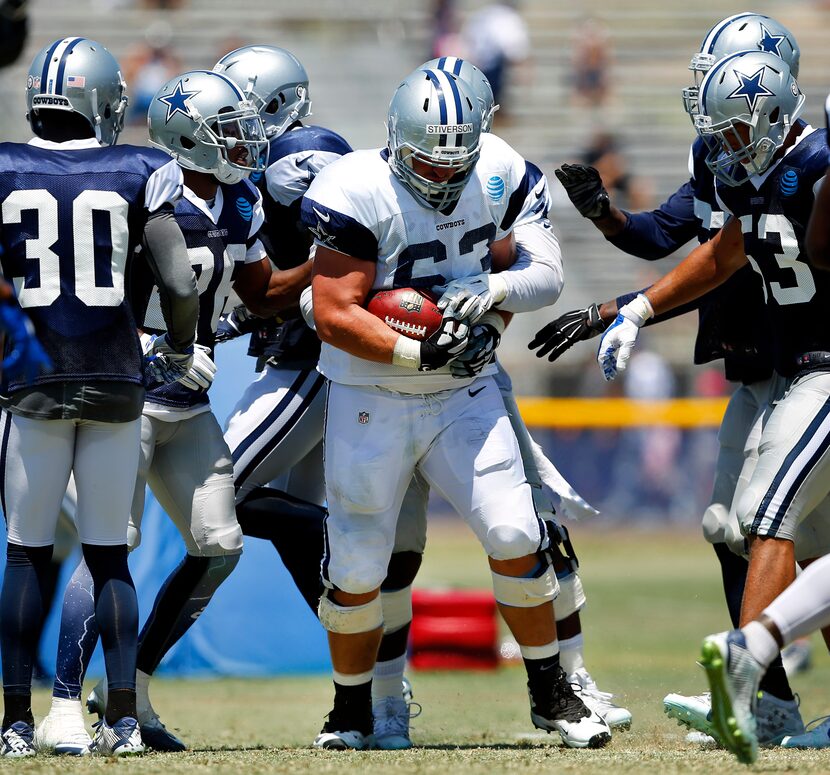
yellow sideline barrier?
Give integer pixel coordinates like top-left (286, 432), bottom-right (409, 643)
top-left (515, 397), bottom-right (729, 429)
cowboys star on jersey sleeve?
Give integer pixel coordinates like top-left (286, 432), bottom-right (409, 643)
top-left (303, 147), bottom-right (521, 391)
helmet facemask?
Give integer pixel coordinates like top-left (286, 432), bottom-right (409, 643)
top-left (386, 68), bottom-right (482, 211)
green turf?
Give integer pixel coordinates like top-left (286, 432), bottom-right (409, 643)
top-left (7, 524), bottom-right (829, 773)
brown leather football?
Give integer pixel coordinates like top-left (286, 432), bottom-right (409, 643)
top-left (366, 287), bottom-right (443, 341)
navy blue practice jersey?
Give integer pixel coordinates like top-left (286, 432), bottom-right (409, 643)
top-left (130, 179), bottom-right (266, 410)
top-left (0, 139), bottom-right (182, 393)
top-left (717, 124), bottom-right (830, 378)
top-left (613, 136), bottom-right (773, 383)
top-left (248, 124), bottom-right (352, 368)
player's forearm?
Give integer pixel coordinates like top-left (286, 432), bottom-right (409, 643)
top-left (497, 222), bottom-right (563, 313)
top-left (589, 204), bottom-right (628, 239)
top-left (262, 260), bottom-right (313, 312)
top-left (314, 304), bottom-right (399, 363)
top-left (143, 208), bottom-right (198, 351)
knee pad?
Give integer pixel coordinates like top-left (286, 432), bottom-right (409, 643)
top-left (701, 503), bottom-right (731, 546)
top-left (380, 585), bottom-right (412, 634)
top-left (491, 562), bottom-right (559, 608)
top-left (554, 573), bottom-right (586, 619)
top-left (318, 591), bottom-right (383, 634)
top-left (486, 523), bottom-right (541, 561)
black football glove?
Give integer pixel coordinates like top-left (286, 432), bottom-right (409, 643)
top-left (419, 316), bottom-right (470, 372)
top-left (528, 303), bottom-right (607, 362)
top-left (554, 164), bottom-right (611, 220)
top-left (450, 322), bottom-right (501, 379)
top-left (215, 304), bottom-right (261, 344)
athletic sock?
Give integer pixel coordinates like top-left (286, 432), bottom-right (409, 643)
top-left (372, 654), bottom-right (407, 703)
top-left (712, 542), bottom-right (747, 629)
top-left (743, 620), bottom-right (781, 671)
top-left (523, 644), bottom-right (561, 702)
top-left (82, 543), bottom-right (138, 696)
top-left (52, 560), bottom-right (99, 701)
top-left (1, 542), bottom-right (53, 728)
top-left (559, 634), bottom-right (585, 676)
top-left (136, 553), bottom-right (238, 675)
top-left (235, 487), bottom-right (325, 613)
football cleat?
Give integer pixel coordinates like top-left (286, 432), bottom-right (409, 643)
top-left (402, 676), bottom-right (414, 704)
top-left (529, 665), bottom-right (612, 748)
top-left (370, 696), bottom-right (422, 750)
top-left (35, 698), bottom-right (91, 755)
top-left (700, 630), bottom-right (764, 764)
top-left (85, 683), bottom-right (105, 719)
top-left (756, 691), bottom-right (803, 746)
top-left (0, 721), bottom-right (36, 757)
top-left (313, 703), bottom-right (373, 750)
top-left (781, 715), bottom-right (830, 749)
top-left (90, 717), bottom-right (144, 757)
top-left (569, 668), bottom-right (632, 730)
top-left (781, 638), bottom-right (812, 678)
top-left (685, 730), bottom-right (717, 746)
top-left (663, 691), bottom-right (717, 739)
top-left (139, 713), bottom-right (187, 752)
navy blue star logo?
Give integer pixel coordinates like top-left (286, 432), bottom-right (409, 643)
top-left (309, 208), bottom-right (335, 246)
top-left (159, 80), bottom-right (198, 123)
top-left (727, 67), bottom-right (774, 112)
top-left (758, 24), bottom-right (785, 56)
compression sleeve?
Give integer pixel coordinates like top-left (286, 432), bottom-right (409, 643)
top-left (142, 206), bottom-right (198, 351)
top-left (497, 220), bottom-right (563, 313)
top-left (606, 182), bottom-right (699, 260)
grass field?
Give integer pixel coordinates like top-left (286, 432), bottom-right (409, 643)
top-left (8, 523), bottom-right (830, 773)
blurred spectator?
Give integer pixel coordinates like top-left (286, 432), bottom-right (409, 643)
top-left (122, 21), bottom-right (182, 125)
top-left (140, 0), bottom-right (185, 8)
top-left (570, 16), bottom-right (611, 109)
top-left (581, 131), bottom-right (652, 212)
top-left (0, 0), bottom-right (27, 68)
top-left (430, 0), bottom-right (465, 59)
top-left (461, 1), bottom-right (530, 116)
top-left (693, 366), bottom-right (730, 397)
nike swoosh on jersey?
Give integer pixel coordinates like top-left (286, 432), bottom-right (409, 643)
top-left (295, 153), bottom-right (314, 168)
top-left (468, 385), bottom-right (486, 397)
top-left (313, 207), bottom-right (331, 223)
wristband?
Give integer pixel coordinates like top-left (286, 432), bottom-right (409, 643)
top-left (392, 335), bottom-right (421, 369)
top-left (621, 293), bottom-right (654, 327)
top-left (488, 273), bottom-right (509, 304)
top-left (479, 311), bottom-right (507, 335)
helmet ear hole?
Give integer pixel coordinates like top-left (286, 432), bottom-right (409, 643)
top-left (769, 107), bottom-right (780, 123)
top-left (265, 98), bottom-right (279, 114)
top-left (104, 105), bottom-right (111, 119)
top-left (180, 136), bottom-right (195, 150)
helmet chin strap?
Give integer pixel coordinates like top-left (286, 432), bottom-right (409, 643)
top-left (214, 164), bottom-right (246, 185)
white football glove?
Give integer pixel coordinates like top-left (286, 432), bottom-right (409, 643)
top-left (596, 294), bottom-right (653, 381)
top-left (436, 273), bottom-right (508, 323)
top-left (142, 334), bottom-right (195, 386)
top-left (179, 344), bottom-right (217, 391)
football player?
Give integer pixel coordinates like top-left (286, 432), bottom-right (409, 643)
top-left (0, 38), bottom-right (199, 757)
top-left (530, 13), bottom-right (805, 745)
top-left (592, 48), bottom-right (830, 753)
top-left (36, 70), bottom-right (281, 755)
top-left (699, 103), bottom-right (830, 763)
top-left (213, 45), bottom-right (349, 607)
top-left (303, 67), bottom-right (611, 751)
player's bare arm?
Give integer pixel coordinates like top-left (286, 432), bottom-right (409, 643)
top-left (311, 244), bottom-right (398, 363)
top-left (806, 169), bottom-right (830, 270)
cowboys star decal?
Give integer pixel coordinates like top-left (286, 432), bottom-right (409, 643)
top-left (727, 66), bottom-right (774, 112)
top-left (159, 80), bottom-right (199, 123)
top-left (758, 24), bottom-right (786, 57)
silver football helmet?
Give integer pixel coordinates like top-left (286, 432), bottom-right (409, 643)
top-left (421, 56), bottom-right (498, 132)
top-left (26, 37), bottom-right (128, 146)
top-left (695, 50), bottom-right (804, 186)
top-left (683, 13), bottom-right (800, 118)
top-left (387, 68), bottom-right (482, 211)
top-left (148, 70), bottom-right (268, 185)
top-left (213, 45), bottom-right (311, 138)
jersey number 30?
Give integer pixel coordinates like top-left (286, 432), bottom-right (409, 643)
top-left (2, 189), bottom-right (129, 308)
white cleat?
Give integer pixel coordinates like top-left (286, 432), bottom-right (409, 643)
top-left (313, 729), bottom-right (368, 750)
top-left (0, 722), bottom-right (36, 757)
top-left (781, 715), bottom-right (830, 749)
top-left (663, 691), bottom-right (717, 739)
top-left (90, 716), bottom-right (144, 757)
top-left (569, 668), bottom-right (632, 730)
top-left (370, 696), bottom-right (422, 750)
top-left (685, 730), bottom-right (718, 746)
top-left (35, 698), bottom-right (91, 755)
top-left (700, 630), bottom-right (764, 764)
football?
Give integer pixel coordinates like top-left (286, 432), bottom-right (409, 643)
top-left (366, 287), bottom-right (443, 341)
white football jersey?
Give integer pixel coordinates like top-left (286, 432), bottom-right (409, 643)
top-left (303, 133), bottom-right (547, 391)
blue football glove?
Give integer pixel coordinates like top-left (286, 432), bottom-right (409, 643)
top-left (143, 334), bottom-right (194, 386)
top-left (0, 301), bottom-right (52, 383)
top-left (596, 295), bottom-right (653, 381)
top-left (450, 322), bottom-right (501, 379)
top-left (215, 305), bottom-right (260, 344)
